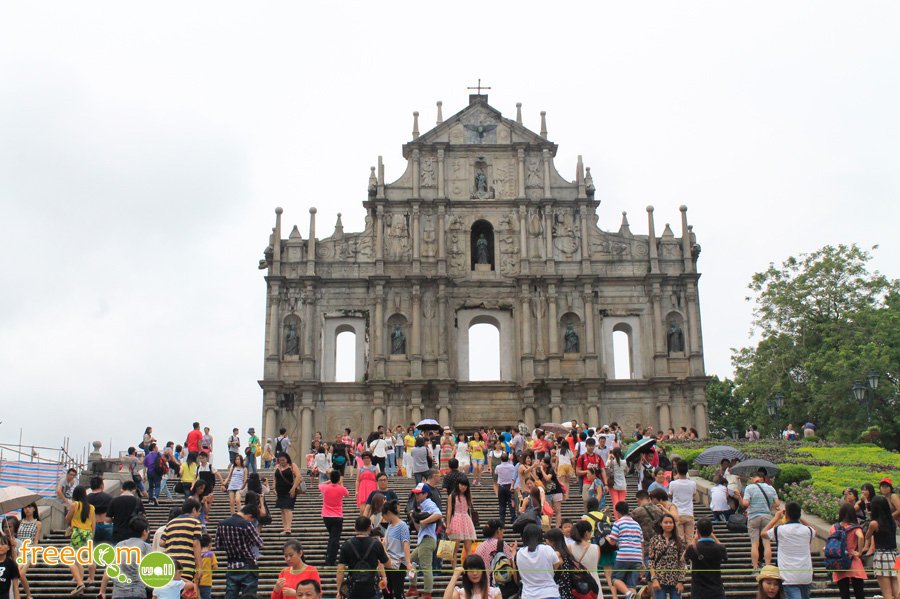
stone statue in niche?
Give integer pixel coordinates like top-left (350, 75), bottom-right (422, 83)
top-left (475, 171), bottom-right (488, 194)
top-left (422, 219), bottom-right (436, 258)
top-left (564, 324), bottom-right (579, 354)
top-left (667, 320), bottom-right (684, 354)
top-left (391, 325), bottom-right (406, 355)
top-left (528, 209), bottom-right (544, 259)
top-left (526, 159), bottom-right (542, 187)
top-left (284, 323), bottom-right (300, 356)
top-left (476, 234), bottom-right (490, 264)
top-left (421, 157), bottom-right (435, 187)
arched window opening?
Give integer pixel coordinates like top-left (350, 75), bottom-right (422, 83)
top-left (335, 330), bottom-right (357, 382)
top-left (470, 220), bottom-right (495, 270)
top-left (468, 322), bottom-right (500, 381)
top-left (612, 329), bottom-right (633, 379)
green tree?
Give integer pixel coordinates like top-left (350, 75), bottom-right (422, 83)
top-left (732, 244), bottom-right (900, 446)
top-left (705, 376), bottom-right (745, 439)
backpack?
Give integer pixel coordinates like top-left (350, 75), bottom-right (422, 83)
top-left (568, 552), bottom-right (599, 599)
top-left (490, 539), bottom-right (519, 599)
top-left (275, 437), bottom-right (286, 455)
top-left (824, 524), bottom-right (858, 571)
top-left (153, 452), bottom-right (167, 475)
top-left (584, 510), bottom-right (615, 554)
top-left (341, 537), bottom-right (378, 597)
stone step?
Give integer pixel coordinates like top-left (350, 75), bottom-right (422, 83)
top-left (25, 474), bottom-right (876, 598)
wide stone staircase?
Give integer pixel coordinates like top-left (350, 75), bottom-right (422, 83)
top-left (28, 470), bottom-right (876, 598)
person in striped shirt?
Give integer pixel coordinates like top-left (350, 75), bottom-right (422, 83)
top-left (161, 498), bottom-right (203, 589)
top-left (606, 501), bottom-right (645, 599)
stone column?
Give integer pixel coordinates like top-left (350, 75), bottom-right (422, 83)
top-left (547, 285), bottom-right (559, 356)
top-left (693, 401), bottom-right (708, 438)
top-left (520, 285), bottom-right (532, 355)
top-left (373, 406), bottom-right (385, 429)
top-left (517, 148), bottom-right (526, 198)
top-left (302, 286), bottom-right (316, 379)
top-left (437, 284), bottom-right (448, 377)
top-left (375, 205), bottom-right (384, 274)
top-left (586, 388), bottom-right (599, 426)
top-left (524, 388), bottom-right (536, 429)
top-left (374, 285), bottom-right (385, 378)
top-left (580, 204), bottom-right (591, 273)
top-left (687, 287), bottom-right (702, 355)
top-left (411, 285), bottom-right (422, 378)
top-left (437, 149), bottom-right (445, 198)
top-left (306, 208), bottom-right (317, 276)
top-left (550, 387), bottom-right (562, 423)
top-left (267, 296), bottom-right (280, 358)
top-left (412, 149), bottom-right (420, 198)
top-left (412, 204), bottom-right (421, 259)
top-left (542, 149), bottom-right (551, 198)
top-left (438, 388), bottom-right (451, 426)
top-left (658, 402), bottom-right (671, 433)
top-left (583, 289), bottom-right (597, 377)
top-left (651, 289), bottom-right (665, 356)
top-left (544, 206), bottom-right (553, 262)
top-left (411, 388), bottom-right (423, 424)
top-left (300, 405), bottom-right (313, 458)
top-left (412, 203), bottom-right (421, 275)
top-left (264, 400), bottom-right (277, 444)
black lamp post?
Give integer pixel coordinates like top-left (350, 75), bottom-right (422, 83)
top-left (767, 392), bottom-right (785, 439)
top-left (851, 369), bottom-right (878, 427)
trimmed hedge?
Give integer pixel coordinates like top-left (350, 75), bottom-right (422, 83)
top-left (774, 464), bottom-right (812, 489)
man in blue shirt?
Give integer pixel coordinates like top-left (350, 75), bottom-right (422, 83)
top-left (407, 483), bottom-right (442, 599)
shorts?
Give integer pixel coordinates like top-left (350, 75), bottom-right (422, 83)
top-left (94, 522), bottom-right (114, 543)
top-left (547, 493), bottom-right (564, 503)
top-left (748, 515), bottom-right (769, 543)
top-left (71, 528), bottom-right (93, 549)
top-left (611, 560), bottom-right (643, 588)
top-left (873, 549), bottom-right (898, 577)
top-left (472, 458), bottom-right (485, 466)
top-left (557, 464), bottom-right (574, 478)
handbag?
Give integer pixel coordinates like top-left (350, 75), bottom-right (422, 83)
top-left (471, 508), bottom-right (480, 529)
top-left (174, 481), bottom-right (185, 494)
top-left (437, 538), bottom-right (455, 560)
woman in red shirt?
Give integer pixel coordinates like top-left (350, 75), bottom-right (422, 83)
top-left (272, 539), bottom-right (321, 599)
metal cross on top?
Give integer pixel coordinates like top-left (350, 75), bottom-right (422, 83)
top-left (467, 78), bottom-right (491, 95)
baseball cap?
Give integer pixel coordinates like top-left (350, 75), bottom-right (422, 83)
top-left (411, 483), bottom-right (429, 494)
top-left (880, 477), bottom-right (893, 486)
top-left (248, 428), bottom-right (256, 434)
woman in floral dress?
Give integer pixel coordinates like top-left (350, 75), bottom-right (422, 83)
top-left (447, 477), bottom-right (477, 570)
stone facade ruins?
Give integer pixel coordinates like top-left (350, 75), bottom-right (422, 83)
top-left (258, 95), bottom-right (710, 453)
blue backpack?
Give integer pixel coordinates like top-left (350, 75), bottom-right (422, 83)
top-left (824, 524), bottom-right (858, 571)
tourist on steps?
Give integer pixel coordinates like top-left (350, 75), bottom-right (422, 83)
top-left (274, 452), bottom-right (304, 535)
top-left (408, 482), bottom-right (442, 599)
top-left (272, 539), bottom-right (320, 599)
top-left (320, 469), bottom-right (349, 568)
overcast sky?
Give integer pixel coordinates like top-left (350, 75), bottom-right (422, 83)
top-left (1, 2), bottom-right (898, 466)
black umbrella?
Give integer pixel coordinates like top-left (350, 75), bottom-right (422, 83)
top-left (694, 445), bottom-right (746, 466)
top-left (729, 458), bottom-right (781, 478)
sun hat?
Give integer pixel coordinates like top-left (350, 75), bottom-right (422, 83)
top-left (756, 565), bottom-right (783, 582)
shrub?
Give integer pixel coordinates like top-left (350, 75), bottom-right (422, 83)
top-left (774, 465), bottom-right (812, 489)
top-left (674, 448), bottom-right (704, 467)
top-left (780, 481), bottom-right (841, 523)
top-left (698, 466), bottom-right (717, 482)
top-left (801, 435), bottom-right (820, 444)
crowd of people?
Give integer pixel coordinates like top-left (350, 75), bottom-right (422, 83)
top-left (3, 419), bottom-right (900, 599)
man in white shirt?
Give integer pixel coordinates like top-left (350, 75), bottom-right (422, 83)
top-left (668, 460), bottom-right (698, 543)
top-left (595, 435), bottom-right (610, 465)
top-left (762, 502), bottom-right (814, 599)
